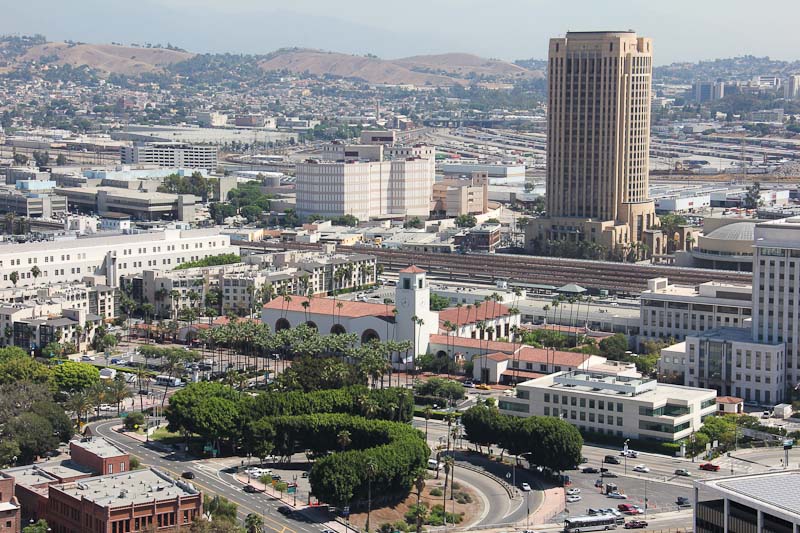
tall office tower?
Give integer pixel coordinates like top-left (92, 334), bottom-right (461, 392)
top-left (527, 31), bottom-right (663, 257)
top-left (785, 75), bottom-right (800, 100)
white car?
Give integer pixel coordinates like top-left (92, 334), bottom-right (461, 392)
top-left (566, 495), bottom-right (582, 503)
top-left (520, 482), bottom-right (532, 492)
top-left (567, 488), bottom-right (581, 495)
top-left (608, 492), bottom-right (628, 499)
top-left (81, 355), bottom-right (96, 361)
top-left (620, 449), bottom-right (639, 458)
top-left (632, 464), bottom-right (650, 473)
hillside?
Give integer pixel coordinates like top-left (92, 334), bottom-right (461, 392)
top-left (395, 53), bottom-right (543, 80)
top-left (259, 49), bottom-right (542, 86)
top-left (21, 42), bottom-right (194, 75)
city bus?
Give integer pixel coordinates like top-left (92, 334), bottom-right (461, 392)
top-left (155, 375), bottom-right (183, 387)
top-left (564, 514), bottom-right (618, 532)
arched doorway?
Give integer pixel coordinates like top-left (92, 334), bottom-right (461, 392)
top-left (330, 324), bottom-right (346, 335)
top-left (305, 321), bottom-right (318, 331)
top-left (361, 329), bottom-right (380, 344)
top-left (436, 350), bottom-right (448, 359)
top-left (275, 318), bottom-right (290, 331)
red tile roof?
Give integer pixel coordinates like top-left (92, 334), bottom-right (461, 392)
top-left (263, 297), bottom-right (395, 320)
top-left (429, 334), bottom-right (518, 353)
top-left (399, 265), bottom-right (426, 274)
top-left (717, 396), bottom-right (744, 404)
top-left (484, 346), bottom-right (592, 367)
top-left (439, 303), bottom-right (511, 327)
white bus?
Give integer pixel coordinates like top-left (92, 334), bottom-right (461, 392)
top-left (155, 375), bottom-right (183, 387)
top-left (564, 514), bottom-right (617, 533)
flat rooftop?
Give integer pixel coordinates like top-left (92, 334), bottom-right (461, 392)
top-left (56, 468), bottom-right (198, 507)
top-left (697, 471), bottom-right (800, 519)
top-left (70, 437), bottom-right (126, 458)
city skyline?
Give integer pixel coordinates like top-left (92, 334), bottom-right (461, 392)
top-left (1, 0), bottom-right (799, 65)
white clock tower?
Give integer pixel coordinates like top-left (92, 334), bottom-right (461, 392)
top-left (394, 265), bottom-right (439, 359)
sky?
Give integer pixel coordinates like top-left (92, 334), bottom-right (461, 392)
top-left (2, 0), bottom-right (799, 65)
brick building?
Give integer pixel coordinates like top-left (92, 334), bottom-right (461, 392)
top-left (0, 473), bottom-right (20, 533)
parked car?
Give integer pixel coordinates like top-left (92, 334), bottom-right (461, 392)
top-left (566, 488), bottom-right (581, 495)
top-left (632, 464), bottom-right (650, 473)
top-left (566, 495), bottom-right (582, 503)
top-left (608, 492), bottom-right (628, 499)
top-left (582, 467), bottom-right (599, 474)
top-left (677, 496), bottom-right (691, 506)
top-left (601, 471), bottom-right (618, 478)
top-left (675, 468), bottom-right (691, 477)
top-left (700, 462), bottom-right (721, 472)
top-left (181, 471), bottom-right (195, 479)
top-left (604, 455), bottom-right (621, 464)
top-left (618, 504), bottom-right (636, 512)
top-left (520, 483), bottom-right (532, 492)
top-left (624, 520), bottom-right (648, 529)
top-left (81, 355), bottom-right (95, 361)
top-left (626, 506), bottom-right (645, 515)
top-left (463, 381), bottom-right (475, 388)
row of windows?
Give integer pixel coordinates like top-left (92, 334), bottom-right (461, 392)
top-left (543, 393), bottom-right (624, 412)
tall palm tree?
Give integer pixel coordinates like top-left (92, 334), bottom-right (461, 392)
top-left (414, 474), bottom-right (426, 533)
top-left (67, 391), bottom-right (92, 427)
top-left (107, 377), bottom-right (133, 416)
top-left (424, 406), bottom-right (433, 442)
top-left (365, 457), bottom-right (377, 533)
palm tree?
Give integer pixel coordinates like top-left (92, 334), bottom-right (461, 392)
top-left (414, 473), bottom-right (426, 533)
top-left (413, 316), bottom-right (424, 375)
top-left (424, 406), bottom-right (433, 441)
top-left (365, 457), bottom-right (377, 533)
top-left (30, 265), bottom-right (41, 282)
top-left (337, 430), bottom-right (352, 451)
top-left (107, 377), bottom-right (133, 416)
top-left (244, 513), bottom-right (263, 533)
top-left (67, 391), bottom-right (92, 427)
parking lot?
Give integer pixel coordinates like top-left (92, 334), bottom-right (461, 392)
top-left (564, 465), bottom-right (693, 518)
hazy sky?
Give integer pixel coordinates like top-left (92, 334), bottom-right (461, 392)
top-left (2, 0), bottom-right (799, 64)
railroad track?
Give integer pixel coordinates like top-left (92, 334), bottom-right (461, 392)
top-left (235, 240), bottom-right (751, 295)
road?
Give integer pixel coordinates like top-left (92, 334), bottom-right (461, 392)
top-left (92, 419), bottom-right (322, 533)
top-left (93, 417), bottom-right (525, 531)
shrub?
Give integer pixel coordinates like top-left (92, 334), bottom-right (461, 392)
top-left (124, 411), bottom-right (145, 431)
top-left (429, 487), bottom-right (443, 496)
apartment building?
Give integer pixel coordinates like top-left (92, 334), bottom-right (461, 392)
top-left (499, 370), bottom-right (717, 442)
top-left (640, 277), bottom-right (752, 342)
top-left (0, 229), bottom-right (237, 290)
top-left (120, 142), bottom-right (218, 172)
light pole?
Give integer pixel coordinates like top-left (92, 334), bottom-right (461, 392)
top-left (513, 451), bottom-right (534, 496)
top-left (623, 438), bottom-right (630, 475)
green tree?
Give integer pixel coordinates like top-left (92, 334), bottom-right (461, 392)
top-left (245, 513), bottom-right (264, 533)
top-left (31, 401), bottom-right (74, 442)
top-left (203, 494), bottom-right (239, 523)
top-left (56, 154), bottom-right (68, 166)
top-left (743, 181), bottom-right (763, 210)
top-left (598, 333), bottom-right (629, 360)
top-left (8, 412), bottom-right (58, 463)
top-left (52, 361), bottom-right (100, 392)
top-left (32, 150), bottom-right (50, 167)
top-left (23, 519), bottom-right (50, 533)
top-left (12, 153), bottom-right (28, 165)
top-left (124, 411), bottom-right (146, 431)
top-left (404, 217), bottom-right (424, 229)
top-left (455, 214), bottom-right (477, 228)
top-left (8, 271), bottom-right (19, 287)
top-left (429, 293), bottom-right (450, 311)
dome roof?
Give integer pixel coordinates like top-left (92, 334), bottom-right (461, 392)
top-left (704, 221), bottom-right (756, 242)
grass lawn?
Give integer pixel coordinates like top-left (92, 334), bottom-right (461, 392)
top-left (149, 427), bottom-right (185, 445)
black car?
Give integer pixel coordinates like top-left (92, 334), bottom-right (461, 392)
top-left (604, 455), bottom-right (621, 464)
top-left (582, 467), bottom-right (599, 474)
top-left (243, 484), bottom-right (262, 493)
top-left (602, 471), bottom-right (618, 478)
top-left (181, 471), bottom-right (195, 479)
top-left (277, 506), bottom-right (293, 516)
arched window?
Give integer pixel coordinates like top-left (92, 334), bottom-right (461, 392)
top-left (275, 318), bottom-right (290, 331)
top-left (330, 324), bottom-right (346, 335)
top-left (361, 329), bottom-right (380, 344)
top-left (305, 321), bottom-right (318, 331)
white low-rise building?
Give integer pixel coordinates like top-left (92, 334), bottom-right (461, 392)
top-left (0, 228), bottom-right (237, 289)
top-left (498, 370), bottom-right (717, 442)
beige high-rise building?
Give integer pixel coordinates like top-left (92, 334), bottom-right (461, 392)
top-left (527, 31), bottom-right (664, 258)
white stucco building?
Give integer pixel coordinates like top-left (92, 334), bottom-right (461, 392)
top-left (499, 370), bottom-right (717, 442)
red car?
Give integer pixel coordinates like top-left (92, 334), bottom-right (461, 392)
top-left (625, 520), bottom-right (648, 529)
top-left (700, 462), bottom-right (720, 472)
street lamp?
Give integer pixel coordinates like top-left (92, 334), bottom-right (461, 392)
top-left (512, 451), bottom-right (534, 495)
top-left (623, 438), bottom-right (630, 475)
